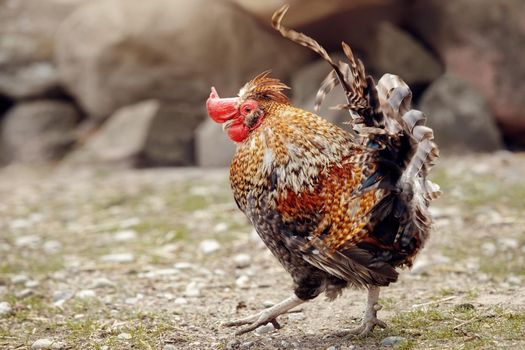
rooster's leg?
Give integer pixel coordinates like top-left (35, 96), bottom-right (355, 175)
top-left (223, 294), bottom-right (304, 335)
top-left (341, 286), bottom-right (386, 337)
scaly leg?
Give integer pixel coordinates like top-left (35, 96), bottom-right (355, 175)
top-left (223, 294), bottom-right (304, 335)
top-left (340, 286), bottom-right (386, 337)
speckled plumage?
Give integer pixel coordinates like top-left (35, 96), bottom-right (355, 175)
top-left (210, 5), bottom-right (441, 335)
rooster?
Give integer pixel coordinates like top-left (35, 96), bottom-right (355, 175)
top-left (206, 5), bottom-right (440, 336)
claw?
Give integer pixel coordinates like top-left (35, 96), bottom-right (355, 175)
top-left (222, 295), bottom-right (304, 336)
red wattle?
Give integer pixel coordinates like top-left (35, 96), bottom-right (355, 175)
top-left (206, 87), bottom-right (239, 123)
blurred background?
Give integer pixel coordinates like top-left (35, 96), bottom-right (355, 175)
top-left (0, 0), bottom-right (524, 169)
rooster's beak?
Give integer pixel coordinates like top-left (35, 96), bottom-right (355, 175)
top-left (206, 87), bottom-right (239, 123)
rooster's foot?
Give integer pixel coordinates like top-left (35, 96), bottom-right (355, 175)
top-left (337, 286), bottom-right (386, 338)
top-left (222, 295), bottom-right (303, 335)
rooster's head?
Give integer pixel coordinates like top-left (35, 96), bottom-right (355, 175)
top-left (206, 71), bottom-right (289, 142)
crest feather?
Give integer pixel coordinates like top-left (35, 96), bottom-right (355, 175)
top-left (239, 71), bottom-right (290, 104)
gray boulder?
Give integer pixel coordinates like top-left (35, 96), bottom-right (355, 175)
top-left (69, 100), bottom-right (200, 167)
top-left (195, 120), bottom-right (236, 168)
top-left (420, 74), bottom-right (504, 154)
top-left (410, 0), bottom-right (525, 147)
top-left (55, 0), bottom-right (310, 120)
top-left (2, 100), bottom-right (80, 163)
top-left (0, 0), bottom-right (91, 99)
top-left (365, 22), bottom-right (443, 88)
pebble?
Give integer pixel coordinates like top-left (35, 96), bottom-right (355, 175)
top-left (255, 323), bottom-right (275, 335)
top-left (10, 218), bottom-right (32, 230)
top-left (498, 238), bottom-right (519, 250)
top-left (76, 290), bottom-right (96, 299)
top-left (262, 300), bottom-right (275, 307)
top-left (199, 239), bottom-right (221, 255)
top-left (214, 222), bottom-right (228, 233)
top-left (31, 338), bottom-right (64, 350)
top-left (241, 341), bottom-right (254, 349)
top-left (16, 288), bottom-right (33, 298)
top-left (326, 347), bottom-right (337, 350)
top-left (174, 297), bottom-right (188, 305)
top-left (25, 280), bottom-right (40, 288)
top-left (481, 242), bottom-right (497, 257)
top-left (52, 291), bottom-right (73, 305)
top-left (91, 277), bottom-right (116, 289)
top-left (163, 345), bottom-right (177, 350)
top-left (506, 275), bottom-right (522, 286)
top-left (100, 253), bottom-right (135, 264)
top-left (184, 282), bottom-right (201, 297)
top-left (0, 301), bottom-right (12, 316)
top-left (15, 235), bottom-right (41, 247)
top-left (233, 254), bottom-right (251, 268)
top-left (119, 217), bottom-right (141, 228)
top-left (11, 274), bottom-right (29, 285)
top-left (113, 230), bottom-right (138, 242)
top-left (380, 336), bottom-right (406, 347)
top-left (43, 240), bottom-right (62, 254)
top-left (288, 312), bottom-right (305, 321)
top-left (117, 332), bottom-right (132, 340)
top-left (142, 268), bottom-right (179, 278)
top-left (235, 275), bottom-right (250, 289)
top-left (174, 262), bottom-right (193, 270)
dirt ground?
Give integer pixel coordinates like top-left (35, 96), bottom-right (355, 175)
top-left (0, 153), bottom-right (524, 350)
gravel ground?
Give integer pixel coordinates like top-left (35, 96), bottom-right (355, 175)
top-left (0, 153), bottom-right (524, 350)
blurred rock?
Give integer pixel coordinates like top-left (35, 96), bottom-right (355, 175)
top-left (2, 100), bottom-right (80, 163)
top-left (55, 0), bottom-right (309, 119)
top-left (410, 0), bottom-right (525, 147)
top-left (420, 74), bottom-right (504, 153)
top-left (68, 100), bottom-right (198, 166)
top-left (366, 22), bottom-right (443, 89)
top-left (0, 63), bottom-right (61, 99)
top-left (0, 0), bottom-right (91, 99)
top-left (195, 120), bottom-right (236, 167)
top-left (291, 54), bottom-right (349, 126)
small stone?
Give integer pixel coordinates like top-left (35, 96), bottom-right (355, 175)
top-left (52, 291), bottom-right (73, 305)
top-left (241, 341), bottom-right (254, 349)
top-left (117, 332), bottom-right (132, 340)
top-left (25, 280), bottom-right (40, 288)
top-left (184, 282), bottom-right (201, 297)
top-left (235, 275), bottom-right (250, 289)
top-left (119, 217), bottom-right (141, 228)
top-left (233, 254), bottom-right (251, 268)
top-left (161, 293), bottom-right (175, 300)
top-left (498, 238), bottom-right (519, 250)
top-left (199, 239), bottom-right (221, 255)
top-left (76, 290), bottom-right (96, 299)
top-left (10, 219), bottom-right (32, 230)
top-left (11, 274), bottom-right (29, 285)
top-left (454, 303), bottom-right (475, 312)
top-left (174, 262), bottom-right (193, 270)
top-left (91, 277), bottom-right (116, 289)
top-left (174, 297), bottom-right (188, 305)
top-left (0, 302), bottom-right (12, 316)
top-left (288, 312), bottom-right (305, 321)
top-left (142, 268), bottom-right (179, 278)
top-left (100, 346), bottom-right (109, 350)
top-left (16, 288), bottom-right (33, 298)
top-left (15, 235), bottom-right (41, 247)
top-left (113, 230), bottom-right (137, 242)
top-left (163, 345), bottom-right (177, 350)
top-left (255, 323), bottom-right (275, 334)
top-left (326, 346), bottom-right (337, 350)
top-left (43, 240), bottom-right (62, 254)
top-left (100, 253), bottom-right (135, 263)
top-left (31, 338), bottom-right (54, 349)
top-left (262, 300), bottom-right (275, 307)
top-left (481, 242), bottom-right (497, 257)
top-left (380, 336), bottom-right (406, 347)
top-left (506, 275), bottom-right (522, 286)
top-left (214, 222), bottom-right (228, 233)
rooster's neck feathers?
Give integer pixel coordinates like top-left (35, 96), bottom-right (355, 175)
top-left (238, 71), bottom-right (290, 104)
